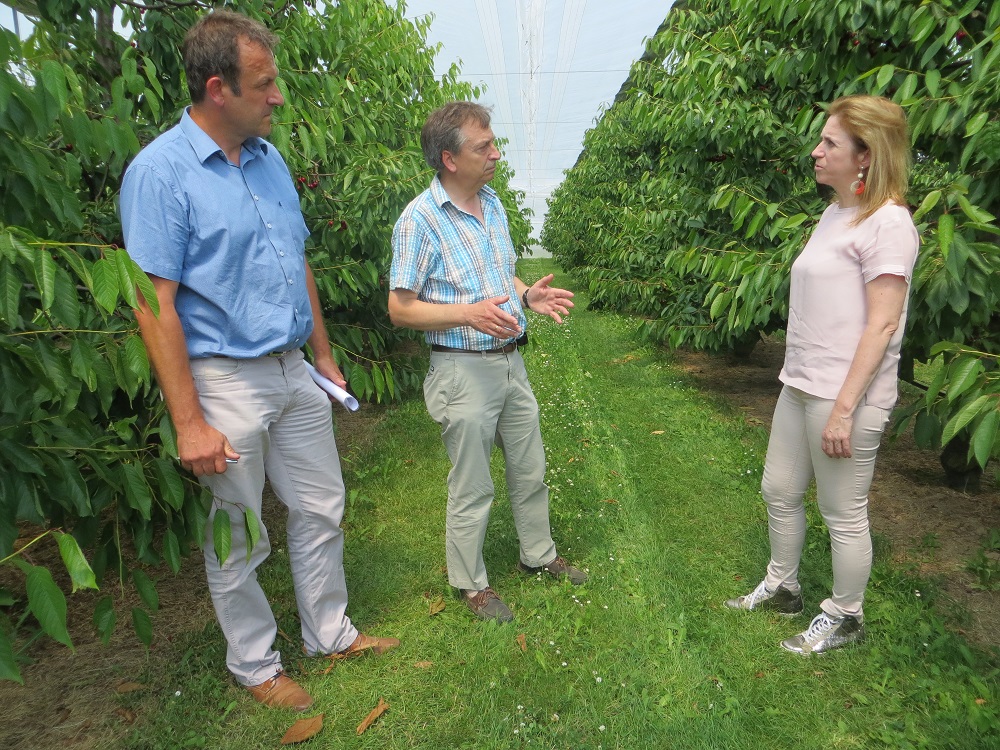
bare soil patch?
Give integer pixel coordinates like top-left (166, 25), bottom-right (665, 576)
top-left (673, 337), bottom-right (1000, 649)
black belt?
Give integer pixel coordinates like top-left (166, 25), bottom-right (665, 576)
top-left (431, 342), bottom-right (519, 355)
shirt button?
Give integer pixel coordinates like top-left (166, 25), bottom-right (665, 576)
top-left (267, 223), bottom-right (272, 229)
top-left (288, 279), bottom-right (293, 285)
top-left (254, 195), bottom-right (259, 200)
top-left (279, 251), bottom-right (285, 256)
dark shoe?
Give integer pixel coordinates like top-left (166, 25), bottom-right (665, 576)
top-left (781, 612), bottom-right (865, 654)
top-left (463, 587), bottom-right (514, 622)
top-left (519, 555), bottom-right (588, 585)
top-left (725, 581), bottom-right (803, 616)
top-left (338, 632), bottom-right (400, 658)
top-left (246, 672), bottom-right (313, 711)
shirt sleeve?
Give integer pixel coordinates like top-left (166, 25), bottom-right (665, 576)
top-left (120, 162), bottom-right (189, 281)
top-left (390, 208), bottom-right (438, 294)
top-left (859, 206), bottom-right (919, 284)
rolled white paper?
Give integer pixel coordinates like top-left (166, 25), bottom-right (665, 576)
top-left (304, 361), bottom-right (360, 412)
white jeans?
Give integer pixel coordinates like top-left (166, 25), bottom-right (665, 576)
top-left (424, 349), bottom-right (557, 591)
top-left (191, 350), bottom-right (358, 686)
top-left (761, 385), bottom-right (890, 620)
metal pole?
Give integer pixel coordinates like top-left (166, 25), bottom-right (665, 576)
top-left (12, 9), bottom-right (21, 37)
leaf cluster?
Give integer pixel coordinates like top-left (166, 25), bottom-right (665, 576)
top-left (543, 0), bottom-right (1000, 470)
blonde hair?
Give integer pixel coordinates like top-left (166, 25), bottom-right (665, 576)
top-left (826, 95), bottom-right (911, 223)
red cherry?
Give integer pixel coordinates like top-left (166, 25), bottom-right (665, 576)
top-left (852, 40), bottom-right (859, 46)
top-left (297, 176), bottom-right (306, 183)
top-left (339, 221), bottom-right (347, 231)
top-left (328, 220), bottom-right (334, 226)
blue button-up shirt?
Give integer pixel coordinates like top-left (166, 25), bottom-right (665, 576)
top-left (390, 176), bottom-right (526, 350)
top-left (120, 109), bottom-right (311, 358)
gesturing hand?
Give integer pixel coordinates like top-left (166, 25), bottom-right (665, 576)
top-left (468, 295), bottom-right (523, 339)
top-left (523, 274), bottom-right (574, 323)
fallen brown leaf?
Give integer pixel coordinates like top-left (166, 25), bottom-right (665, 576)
top-left (976, 698), bottom-right (987, 705)
top-left (651, 430), bottom-right (664, 435)
top-left (516, 633), bottom-right (527, 653)
top-left (281, 714), bottom-right (324, 745)
top-left (115, 681), bottom-right (145, 694)
top-left (601, 498), bottom-right (619, 504)
top-left (357, 698), bottom-right (389, 735)
top-left (413, 660), bottom-right (433, 669)
top-left (429, 596), bottom-right (446, 616)
top-left (115, 708), bottom-right (137, 724)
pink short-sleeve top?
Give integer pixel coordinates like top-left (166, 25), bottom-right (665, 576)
top-left (779, 202), bottom-right (919, 409)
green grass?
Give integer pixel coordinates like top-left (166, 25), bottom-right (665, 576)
top-left (122, 260), bottom-right (999, 749)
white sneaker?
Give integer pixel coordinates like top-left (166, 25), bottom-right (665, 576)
top-left (781, 612), bottom-right (865, 654)
top-left (725, 580), bottom-right (803, 616)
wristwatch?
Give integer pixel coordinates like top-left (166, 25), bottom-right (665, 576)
top-left (521, 288), bottom-right (531, 311)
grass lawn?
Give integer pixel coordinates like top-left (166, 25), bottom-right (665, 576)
top-left (122, 259), bottom-right (999, 749)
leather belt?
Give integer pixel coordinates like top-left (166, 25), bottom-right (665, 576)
top-left (431, 342), bottom-right (518, 355)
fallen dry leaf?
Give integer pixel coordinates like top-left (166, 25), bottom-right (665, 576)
top-left (601, 498), bottom-right (619, 504)
top-left (429, 596), bottom-right (446, 616)
top-left (357, 698), bottom-right (389, 735)
top-left (413, 660), bottom-right (433, 669)
top-left (115, 681), bottom-right (145, 694)
top-left (516, 633), bottom-right (527, 652)
top-left (976, 698), bottom-right (987, 705)
top-left (651, 430), bottom-right (664, 435)
top-left (115, 708), bottom-right (137, 724)
top-left (281, 714), bottom-right (324, 745)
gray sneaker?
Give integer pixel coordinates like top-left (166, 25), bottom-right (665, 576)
top-left (725, 580), bottom-right (803, 616)
top-left (518, 555), bottom-right (588, 585)
top-left (462, 587), bottom-right (514, 623)
top-left (781, 612), bottom-right (865, 654)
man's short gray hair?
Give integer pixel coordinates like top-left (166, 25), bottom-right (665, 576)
top-left (420, 102), bottom-right (493, 172)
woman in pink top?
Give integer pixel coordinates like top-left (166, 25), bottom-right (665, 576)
top-left (725, 95), bottom-right (919, 654)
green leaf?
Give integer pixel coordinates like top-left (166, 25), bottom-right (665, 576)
top-left (152, 457), bottom-right (185, 511)
top-left (912, 190), bottom-right (941, 221)
top-left (131, 569), bottom-right (159, 612)
top-left (965, 112), bottom-right (989, 138)
top-left (33, 247), bottom-right (57, 312)
top-left (163, 528), bottom-right (182, 574)
top-left (0, 628), bottom-right (22, 684)
top-left (925, 69), bottom-right (941, 98)
top-left (946, 357), bottom-right (984, 403)
top-left (131, 607), bottom-right (153, 648)
top-left (243, 507), bottom-right (260, 563)
top-left (971, 408), bottom-right (1000, 469)
top-left (91, 258), bottom-right (118, 313)
top-left (937, 213), bottom-right (954, 260)
top-left (113, 248), bottom-right (141, 309)
top-left (122, 462), bottom-right (153, 520)
top-left (875, 64), bottom-right (895, 91)
top-left (26, 564), bottom-right (73, 649)
top-left (942, 395), bottom-right (991, 446)
top-left (213, 508), bottom-right (232, 566)
top-left (55, 532), bottom-right (98, 593)
top-left (93, 596), bottom-right (116, 646)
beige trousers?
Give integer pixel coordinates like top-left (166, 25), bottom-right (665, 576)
top-left (192, 350), bottom-right (358, 686)
top-left (761, 385), bottom-right (890, 620)
top-left (424, 349), bottom-right (557, 591)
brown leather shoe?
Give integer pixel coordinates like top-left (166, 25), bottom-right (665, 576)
top-left (462, 587), bottom-right (514, 622)
top-left (338, 632), bottom-right (400, 658)
top-left (246, 672), bottom-right (313, 711)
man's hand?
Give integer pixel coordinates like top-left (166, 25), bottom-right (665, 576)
top-left (468, 295), bottom-right (523, 339)
top-left (312, 354), bottom-right (348, 391)
top-left (178, 420), bottom-right (240, 476)
top-left (523, 274), bottom-right (574, 323)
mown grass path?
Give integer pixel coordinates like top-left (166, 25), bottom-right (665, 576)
top-left (132, 260), bottom-right (998, 749)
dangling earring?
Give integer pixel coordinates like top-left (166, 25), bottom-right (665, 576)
top-left (851, 167), bottom-right (866, 196)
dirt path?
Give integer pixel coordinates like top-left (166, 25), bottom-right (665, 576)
top-left (673, 337), bottom-right (1000, 648)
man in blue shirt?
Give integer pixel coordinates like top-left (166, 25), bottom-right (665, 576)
top-left (389, 102), bottom-right (587, 623)
top-left (121, 10), bottom-right (397, 712)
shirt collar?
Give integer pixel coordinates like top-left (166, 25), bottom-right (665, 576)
top-left (180, 107), bottom-right (269, 164)
top-left (429, 173), bottom-right (498, 209)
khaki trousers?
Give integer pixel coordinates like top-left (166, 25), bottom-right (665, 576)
top-left (191, 350), bottom-right (358, 686)
top-left (424, 349), bottom-right (557, 591)
top-left (761, 385), bottom-right (890, 620)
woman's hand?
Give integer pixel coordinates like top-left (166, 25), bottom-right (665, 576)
top-left (821, 412), bottom-right (854, 458)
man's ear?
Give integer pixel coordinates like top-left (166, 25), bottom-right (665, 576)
top-left (441, 149), bottom-right (458, 174)
top-left (205, 75), bottom-right (227, 106)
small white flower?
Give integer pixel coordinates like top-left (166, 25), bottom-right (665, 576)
top-left (174, 690), bottom-right (181, 697)
top-left (599, 725), bottom-right (606, 732)
top-left (595, 676), bottom-right (602, 683)
top-left (562, 661), bottom-right (567, 667)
